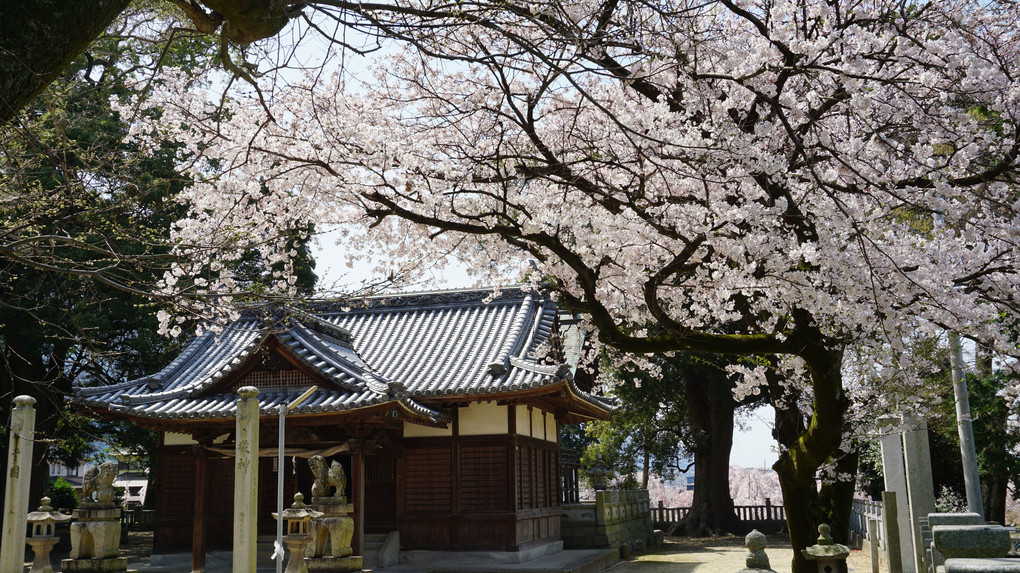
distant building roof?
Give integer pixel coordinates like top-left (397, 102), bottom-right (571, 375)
top-left (77, 287), bottom-right (613, 426)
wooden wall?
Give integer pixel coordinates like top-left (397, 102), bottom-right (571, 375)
top-left (153, 446), bottom-right (289, 553)
top-left (398, 434), bottom-right (560, 551)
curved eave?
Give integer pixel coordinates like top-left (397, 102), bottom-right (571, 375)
top-left (74, 388), bottom-right (451, 430)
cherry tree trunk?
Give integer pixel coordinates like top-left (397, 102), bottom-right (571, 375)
top-left (771, 340), bottom-right (854, 573)
top-left (0, 0), bottom-right (131, 124)
top-left (670, 373), bottom-right (739, 536)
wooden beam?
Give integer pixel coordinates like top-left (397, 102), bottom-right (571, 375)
top-left (353, 452), bottom-right (365, 555)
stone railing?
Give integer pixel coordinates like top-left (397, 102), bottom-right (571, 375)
top-left (651, 500), bottom-right (786, 534)
top-left (850, 498), bottom-right (885, 550)
top-left (561, 489), bottom-right (654, 552)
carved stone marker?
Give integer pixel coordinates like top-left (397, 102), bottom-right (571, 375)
top-left (737, 529), bottom-right (777, 573)
top-left (1, 396), bottom-right (37, 573)
top-left (305, 455), bottom-right (361, 572)
top-left (234, 386), bottom-right (261, 573)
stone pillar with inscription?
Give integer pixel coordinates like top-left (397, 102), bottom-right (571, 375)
top-left (305, 455), bottom-right (361, 572)
top-left (234, 386), bottom-right (261, 573)
top-left (1, 395), bottom-right (37, 573)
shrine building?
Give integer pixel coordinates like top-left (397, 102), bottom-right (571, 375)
top-left (76, 287), bottom-right (613, 564)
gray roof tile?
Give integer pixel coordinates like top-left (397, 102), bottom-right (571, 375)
top-left (77, 287), bottom-right (612, 423)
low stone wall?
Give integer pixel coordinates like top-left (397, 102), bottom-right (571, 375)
top-left (561, 490), bottom-right (654, 551)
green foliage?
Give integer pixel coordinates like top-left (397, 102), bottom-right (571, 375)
top-left (558, 423), bottom-right (593, 452)
top-left (0, 9), bottom-right (223, 500)
top-left (581, 353), bottom-right (695, 483)
top-left (855, 439), bottom-right (885, 500)
top-left (46, 477), bottom-right (80, 511)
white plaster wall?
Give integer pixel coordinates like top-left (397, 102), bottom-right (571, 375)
top-left (532, 408), bottom-right (546, 440)
top-left (459, 401), bottom-right (509, 435)
top-left (403, 422), bottom-right (453, 438)
top-left (516, 406), bottom-right (532, 437)
top-left (163, 431), bottom-right (197, 446)
top-left (545, 414), bottom-right (557, 443)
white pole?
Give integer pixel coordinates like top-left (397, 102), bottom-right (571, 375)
top-left (275, 386), bottom-right (317, 573)
top-left (949, 333), bottom-right (983, 518)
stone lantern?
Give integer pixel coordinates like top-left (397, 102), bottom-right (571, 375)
top-left (801, 524), bottom-right (851, 573)
top-left (587, 453), bottom-right (610, 491)
top-left (25, 496), bottom-right (70, 573)
top-left (274, 493), bottom-right (323, 573)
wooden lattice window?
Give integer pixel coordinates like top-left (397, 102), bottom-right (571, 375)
top-left (235, 368), bottom-right (313, 390)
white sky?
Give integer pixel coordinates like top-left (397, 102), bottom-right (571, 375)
top-left (313, 229), bottom-right (780, 470)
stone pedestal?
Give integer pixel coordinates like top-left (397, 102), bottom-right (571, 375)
top-left (305, 498), bottom-right (360, 571)
top-left (27, 536), bottom-right (59, 573)
top-left (60, 557), bottom-right (130, 572)
top-left (62, 503), bottom-right (126, 573)
top-left (306, 556), bottom-right (364, 573)
top-left (308, 499), bottom-right (355, 557)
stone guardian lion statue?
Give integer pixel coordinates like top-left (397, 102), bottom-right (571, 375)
top-left (82, 461), bottom-right (118, 503)
top-left (308, 455), bottom-right (346, 500)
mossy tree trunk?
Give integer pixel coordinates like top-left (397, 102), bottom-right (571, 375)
top-left (670, 371), bottom-right (739, 536)
top-left (769, 329), bottom-right (855, 573)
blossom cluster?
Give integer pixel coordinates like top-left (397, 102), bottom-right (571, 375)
top-left (124, 1), bottom-right (1020, 434)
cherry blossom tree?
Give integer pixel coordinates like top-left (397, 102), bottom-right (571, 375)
top-left (124, 1), bottom-right (1020, 569)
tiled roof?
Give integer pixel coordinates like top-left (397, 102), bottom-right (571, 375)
top-left (76, 287), bottom-right (613, 423)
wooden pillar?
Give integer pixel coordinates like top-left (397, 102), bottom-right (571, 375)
top-left (352, 452), bottom-right (364, 555)
top-left (192, 445), bottom-right (211, 573)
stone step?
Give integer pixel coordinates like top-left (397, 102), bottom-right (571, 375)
top-left (362, 532), bottom-right (391, 567)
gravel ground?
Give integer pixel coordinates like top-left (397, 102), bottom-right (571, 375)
top-left (36, 530), bottom-right (886, 573)
top-left (608, 535), bottom-right (883, 573)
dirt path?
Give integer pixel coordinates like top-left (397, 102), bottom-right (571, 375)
top-left (608, 536), bottom-right (882, 573)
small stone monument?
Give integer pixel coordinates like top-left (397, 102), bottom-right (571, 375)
top-left (62, 461), bottom-right (127, 572)
top-left (801, 524), bottom-right (851, 573)
top-left (305, 456), bottom-right (362, 572)
top-left (275, 493), bottom-right (324, 573)
top-left (737, 529), bottom-right (777, 573)
top-left (26, 496), bottom-right (70, 573)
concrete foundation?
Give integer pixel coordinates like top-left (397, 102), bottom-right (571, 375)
top-left (306, 555), bottom-right (363, 572)
top-left (400, 540), bottom-right (564, 565)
